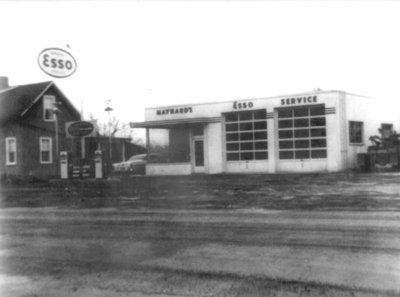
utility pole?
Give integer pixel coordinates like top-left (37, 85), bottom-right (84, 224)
top-left (105, 101), bottom-right (113, 171)
top-left (53, 102), bottom-right (61, 177)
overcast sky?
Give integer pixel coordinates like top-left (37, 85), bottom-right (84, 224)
top-left (1, 0), bottom-right (400, 130)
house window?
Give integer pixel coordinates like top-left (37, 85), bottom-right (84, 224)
top-left (43, 95), bottom-right (55, 121)
top-left (349, 121), bottom-right (363, 144)
top-left (5, 137), bottom-right (17, 165)
top-left (277, 105), bottom-right (327, 159)
top-left (225, 109), bottom-right (268, 161)
top-left (40, 137), bottom-right (53, 164)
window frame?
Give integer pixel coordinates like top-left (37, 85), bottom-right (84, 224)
top-left (43, 95), bottom-right (56, 121)
top-left (40, 137), bottom-right (53, 164)
top-left (349, 121), bottom-right (364, 144)
top-left (224, 109), bottom-right (268, 161)
top-left (277, 105), bottom-right (327, 160)
top-left (5, 137), bottom-right (17, 165)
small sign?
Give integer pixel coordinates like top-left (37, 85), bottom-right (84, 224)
top-left (66, 121), bottom-right (96, 137)
top-left (38, 48), bottom-right (77, 78)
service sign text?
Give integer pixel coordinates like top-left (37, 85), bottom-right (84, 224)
top-left (281, 96), bottom-right (317, 105)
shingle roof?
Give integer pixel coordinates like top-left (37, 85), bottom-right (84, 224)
top-left (0, 81), bottom-right (79, 125)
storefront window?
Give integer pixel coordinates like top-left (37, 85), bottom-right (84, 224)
top-left (278, 105), bottom-right (327, 159)
top-left (225, 109), bottom-right (268, 161)
top-left (148, 127), bottom-right (190, 163)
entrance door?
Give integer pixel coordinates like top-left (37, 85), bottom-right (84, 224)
top-left (191, 125), bottom-right (205, 173)
top-left (193, 138), bottom-right (205, 173)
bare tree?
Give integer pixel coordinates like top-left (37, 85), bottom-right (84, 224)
top-left (89, 114), bottom-right (145, 145)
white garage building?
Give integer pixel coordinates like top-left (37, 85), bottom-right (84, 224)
top-left (131, 90), bottom-right (396, 175)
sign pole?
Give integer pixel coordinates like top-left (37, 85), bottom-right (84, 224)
top-left (81, 136), bottom-right (85, 159)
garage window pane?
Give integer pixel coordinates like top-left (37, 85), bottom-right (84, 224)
top-left (279, 130), bottom-right (293, 139)
top-left (278, 109), bottom-right (292, 118)
top-left (240, 142), bottom-right (254, 151)
top-left (280, 151), bottom-right (294, 159)
top-left (240, 112), bottom-right (252, 121)
top-left (254, 121), bottom-right (267, 130)
top-left (279, 120), bottom-right (293, 128)
top-left (295, 140), bottom-right (310, 149)
top-left (240, 122), bottom-right (253, 131)
top-left (254, 110), bottom-right (267, 119)
top-left (254, 131), bottom-right (267, 140)
top-left (311, 117), bottom-right (326, 126)
top-left (226, 143), bottom-right (239, 151)
top-left (294, 108), bottom-right (308, 117)
top-left (255, 141), bottom-right (268, 150)
top-left (279, 141), bottom-right (293, 149)
top-left (311, 150), bottom-right (327, 158)
top-left (295, 150), bottom-right (310, 159)
top-left (310, 106), bottom-right (325, 116)
top-left (240, 132), bottom-right (253, 141)
top-left (226, 123), bottom-right (238, 132)
top-left (311, 128), bottom-right (326, 137)
top-left (295, 129), bottom-right (309, 138)
top-left (255, 151), bottom-right (268, 160)
top-left (294, 118), bottom-right (309, 127)
top-left (225, 113), bottom-right (238, 122)
top-left (226, 133), bottom-right (239, 141)
top-left (227, 153), bottom-right (240, 161)
top-left (241, 152), bottom-right (254, 160)
top-left (311, 139), bottom-right (326, 148)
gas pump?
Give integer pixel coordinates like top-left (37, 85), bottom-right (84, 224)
top-left (60, 151), bottom-right (68, 179)
top-left (94, 150), bottom-right (103, 179)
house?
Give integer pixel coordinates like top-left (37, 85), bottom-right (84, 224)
top-left (0, 77), bottom-right (81, 180)
top-left (131, 90), bottom-right (398, 175)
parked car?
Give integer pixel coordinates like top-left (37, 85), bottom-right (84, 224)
top-left (112, 153), bottom-right (158, 175)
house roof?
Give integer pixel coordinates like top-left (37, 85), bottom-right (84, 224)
top-left (0, 81), bottom-right (80, 125)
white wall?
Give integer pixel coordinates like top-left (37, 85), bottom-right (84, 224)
top-left (226, 161), bottom-right (269, 173)
top-left (277, 159), bottom-right (327, 173)
top-left (344, 93), bottom-right (399, 169)
top-left (146, 163), bottom-right (191, 175)
top-left (206, 123), bottom-right (223, 174)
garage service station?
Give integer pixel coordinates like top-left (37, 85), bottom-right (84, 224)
top-left (131, 90), bottom-right (396, 175)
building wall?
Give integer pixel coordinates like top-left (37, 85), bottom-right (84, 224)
top-left (206, 123), bottom-right (223, 174)
top-left (142, 90), bottom-right (396, 174)
top-left (0, 123), bottom-right (23, 178)
top-left (344, 93), bottom-right (399, 169)
top-left (1, 86), bottom-right (80, 180)
top-left (146, 163), bottom-right (191, 175)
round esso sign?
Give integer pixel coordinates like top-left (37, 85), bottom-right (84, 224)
top-left (38, 48), bottom-right (77, 78)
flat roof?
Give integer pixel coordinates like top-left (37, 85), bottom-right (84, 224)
top-left (143, 89), bottom-right (369, 110)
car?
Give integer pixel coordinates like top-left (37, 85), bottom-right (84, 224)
top-left (112, 153), bottom-right (158, 175)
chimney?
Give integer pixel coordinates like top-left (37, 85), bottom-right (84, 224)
top-left (0, 77), bottom-right (9, 90)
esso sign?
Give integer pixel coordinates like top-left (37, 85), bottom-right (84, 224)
top-left (38, 48), bottom-right (77, 78)
top-left (66, 121), bottom-right (95, 137)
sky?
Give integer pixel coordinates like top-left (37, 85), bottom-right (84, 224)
top-left (1, 0), bottom-right (400, 138)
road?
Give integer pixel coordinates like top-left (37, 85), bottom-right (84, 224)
top-left (1, 208), bottom-right (400, 296)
